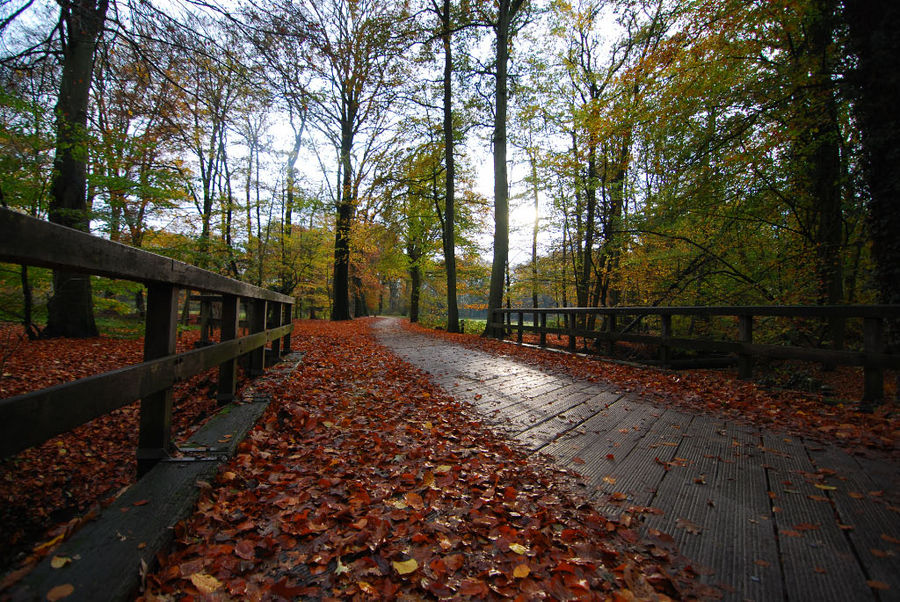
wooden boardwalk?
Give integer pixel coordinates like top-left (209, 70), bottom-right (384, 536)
top-left (373, 318), bottom-right (900, 602)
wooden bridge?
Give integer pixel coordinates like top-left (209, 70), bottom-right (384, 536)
top-left (376, 318), bottom-right (899, 601)
top-left (1, 207), bottom-right (898, 600)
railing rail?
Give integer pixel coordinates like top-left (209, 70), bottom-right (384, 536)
top-left (491, 305), bottom-right (900, 401)
top-left (0, 209), bottom-right (294, 472)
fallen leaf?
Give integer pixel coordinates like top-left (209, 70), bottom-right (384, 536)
top-left (189, 573), bottom-right (222, 594)
top-left (675, 518), bottom-right (702, 535)
top-left (392, 558), bottom-right (418, 575)
top-left (435, 465), bottom-right (452, 473)
top-left (46, 584), bottom-right (75, 601)
top-left (513, 564), bottom-right (530, 579)
top-left (814, 484), bottom-right (837, 491)
top-left (867, 580), bottom-right (890, 591)
top-left (780, 529), bottom-right (802, 537)
top-left (508, 543), bottom-right (528, 555)
top-left (602, 476), bottom-right (616, 485)
top-left (606, 454), bottom-right (615, 461)
top-left (132, 499), bottom-right (149, 507)
top-left (572, 457), bottom-right (585, 465)
top-left (405, 492), bottom-right (424, 510)
top-left (50, 556), bottom-right (72, 569)
top-left (882, 534), bottom-right (900, 544)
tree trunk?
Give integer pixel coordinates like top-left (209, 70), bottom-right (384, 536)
top-left (529, 151), bottom-right (539, 308)
top-left (441, 0), bottom-right (460, 333)
top-left (485, 0), bottom-right (523, 336)
top-left (44, 0), bottom-right (109, 339)
top-left (332, 106), bottom-right (356, 320)
top-left (844, 0), bottom-right (900, 401)
top-left (409, 259), bottom-right (421, 323)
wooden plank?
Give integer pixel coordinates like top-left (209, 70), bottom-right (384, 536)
top-left (806, 445), bottom-right (900, 596)
top-left (0, 324), bottom-right (292, 458)
top-left (0, 208), bottom-right (292, 304)
top-left (761, 433), bottom-right (873, 601)
top-left (641, 417), bottom-right (784, 600)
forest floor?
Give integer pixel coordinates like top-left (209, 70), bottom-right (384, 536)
top-left (0, 318), bottom-right (896, 600)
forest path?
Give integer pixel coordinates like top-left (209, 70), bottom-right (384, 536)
top-left (373, 317), bottom-right (900, 602)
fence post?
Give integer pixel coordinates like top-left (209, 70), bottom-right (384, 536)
top-left (738, 314), bottom-right (754, 380)
top-left (661, 314), bottom-right (672, 368)
top-left (568, 311), bottom-right (576, 351)
top-left (250, 299), bottom-right (267, 376)
top-left (539, 311), bottom-right (547, 347)
top-left (269, 302), bottom-right (282, 364)
top-left (606, 312), bottom-right (616, 356)
top-left (137, 283), bottom-right (178, 476)
top-left (217, 294), bottom-right (240, 405)
top-left (863, 317), bottom-right (884, 402)
top-left (282, 302), bottom-right (292, 353)
top-left (517, 311), bottom-right (524, 344)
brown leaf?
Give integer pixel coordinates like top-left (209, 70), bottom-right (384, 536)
top-left (675, 518), bottom-right (702, 535)
top-left (46, 584), bottom-right (75, 601)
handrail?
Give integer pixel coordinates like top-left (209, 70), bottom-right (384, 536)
top-left (491, 305), bottom-right (899, 402)
top-left (0, 208), bottom-right (295, 472)
top-left (0, 208), bottom-right (292, 304)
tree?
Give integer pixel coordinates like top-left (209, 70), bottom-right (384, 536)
top-left (42, 0), bottom-right (109, 338)
top-left (484, 0), bottom-right (527, 337)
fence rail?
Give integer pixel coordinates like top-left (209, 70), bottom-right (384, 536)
top-left (490, 305), bottom-right (900, 401)
top-left (0, 209), bottom-right (294, 471)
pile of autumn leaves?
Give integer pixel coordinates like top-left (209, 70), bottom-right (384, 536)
top-left (142, 320), bottom-right (704, 600)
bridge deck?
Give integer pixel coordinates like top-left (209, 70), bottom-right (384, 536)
top-left (374, 318), bottom-right (899, 601)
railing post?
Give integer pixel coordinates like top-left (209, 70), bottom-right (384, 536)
top-left (661, 314), bottom-right (672, 368)
top-left (269, 302), bottom-right (282, 365)
top-left (606, 313), bottom-right (616, 356)
top-left (250, 299), bottom-right (267, 376)
top-left (517, 311), bottom-right (524, 344)
top-left (864, 317), bottom-right (884, 402)
top-left (505, 310), bottom-right (512, 337)
top-left (539, 311), bottom-right (547, 347)
top-left (738, 314), bottom-right (754, 380)
top-left (568, 311), bottom-right (576, 351)
top-left (217, 294), bottom-right (240, 405)
top-left (282, 302), bottom-right (292, 353)
top-left (137, 283), bottom-right (178, 476)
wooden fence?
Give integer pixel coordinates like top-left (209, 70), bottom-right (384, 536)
top-left (491, 305), bottom-right (900, 401)
top-left (0, 209), bottom-right (294, 473)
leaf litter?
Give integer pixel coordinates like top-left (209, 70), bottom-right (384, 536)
top-left (140, 319), bottom-right (710, 600)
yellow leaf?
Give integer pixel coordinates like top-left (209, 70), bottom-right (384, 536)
top-left (358, 581), bottom-right (378, 595)
top-left (392, 558), bottom-right (418, 575)
top-left (513, 563), bottom-right (530, 578)
top-left (423, 421), bottom-right (433, 430)
top-left (509, 543), bottom-right (528, 555)
top-left (50, 556), bottom-right (71, 569)
top-left (815, 484), bottom-right (837, 491)
top-left (46, 584), bottom-right (74, 601)
top-left (388, 499), bottom-right (408, 510)
top-left (602, 476), bottom-right (617, 485)
top-left (189, 572), bottom-right (222, 594)
top-left (435, 465), bottom-right (452, 473)
top-left (422, 471), bottom-right (435, 488)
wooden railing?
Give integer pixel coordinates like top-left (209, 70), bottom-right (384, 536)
top-left (490, 305), bottom-right (900, 401)
top-left (0, 209), bottom-right (294, 473)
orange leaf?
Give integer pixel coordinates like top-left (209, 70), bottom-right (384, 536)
top-left (46, 584), bottom-right (74, 601)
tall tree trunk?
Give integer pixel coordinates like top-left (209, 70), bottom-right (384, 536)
top-left (485, 0), bottom-right (524, 336)
top-left (44, 0), bottom-right (109, 339)
top-left (844, 0), bottom-right (900, 401)
top-left (332, 104), bottom-right (356, 320)
top-left (529, 151), bottom-right (539, 308)
top-left (409, 255), bottom-right (421, 323)
top-left (441, 0), bottom-right (460, 333)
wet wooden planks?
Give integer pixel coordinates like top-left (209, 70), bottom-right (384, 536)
top-left (374, 319), bottom-right (900, 602)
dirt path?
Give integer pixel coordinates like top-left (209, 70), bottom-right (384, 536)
top-left (374, 317), bottom-right (900, 601)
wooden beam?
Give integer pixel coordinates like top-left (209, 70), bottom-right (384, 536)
top-left (0, 208), bottom-right (292, 304)
top-left (0, 324), bottom-right (292, 459)
top-left (217, 294), bottom-right (240, 405)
